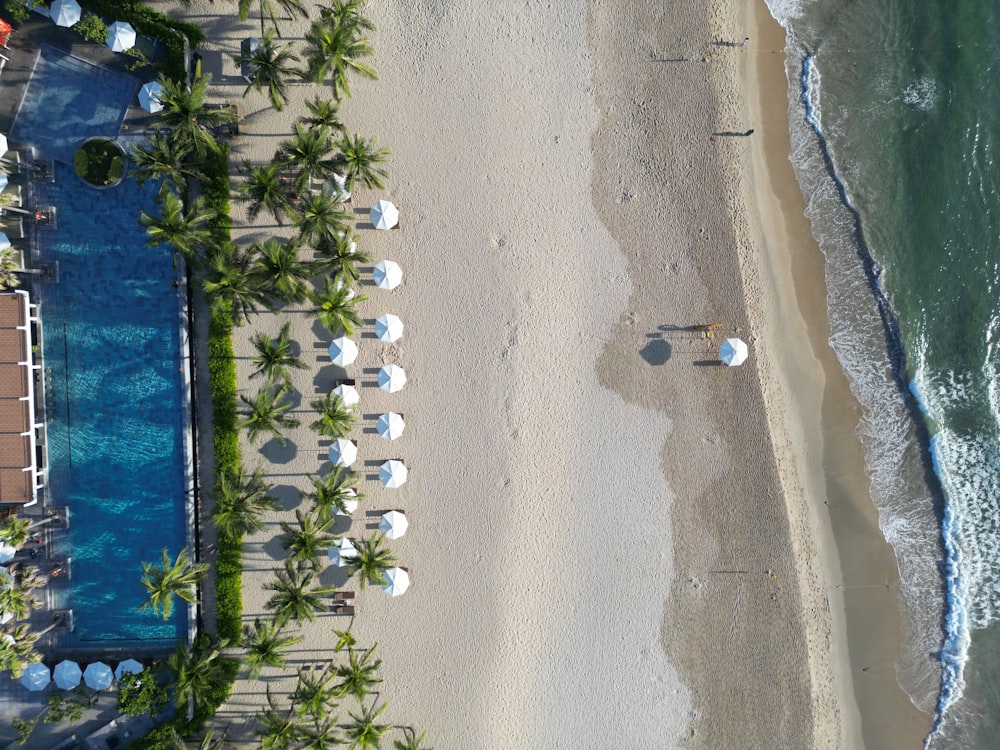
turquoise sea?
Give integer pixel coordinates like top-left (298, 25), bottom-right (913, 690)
top-left (767, 0), bottom-right (1000, 745)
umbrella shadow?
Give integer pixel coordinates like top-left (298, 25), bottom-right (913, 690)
top-left (639, 338), bottom-right (672, 366)
top-left (259, 437), bottom-right (299, 464)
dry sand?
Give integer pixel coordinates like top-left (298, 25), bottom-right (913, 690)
top-left (156, 0), bottom-right (905, 745)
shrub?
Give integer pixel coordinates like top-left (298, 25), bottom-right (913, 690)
top-left (2, 0), bottom-right (30, 23)
top-left (74, 13), bottom-right (107, 44)
top-left (73, 139), bottom-right (125, 186)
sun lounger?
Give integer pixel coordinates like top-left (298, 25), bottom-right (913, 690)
top-left (332, 590), bottom-right (355, 603)
top-left (333, 605), bottom-right (355, 616)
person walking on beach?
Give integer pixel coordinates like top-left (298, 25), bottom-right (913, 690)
top-left (741, 36), bottom-right (750, 47)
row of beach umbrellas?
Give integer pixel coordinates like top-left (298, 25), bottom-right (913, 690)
top-left (20, 658), bottom-right (142, 692)
top-left (46, 0), bottom-right (136, 53)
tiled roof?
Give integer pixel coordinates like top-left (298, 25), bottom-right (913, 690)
top-left (0, 292), bottom-right (37, 506)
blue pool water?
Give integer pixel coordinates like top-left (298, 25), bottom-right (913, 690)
top-left (11, 45), bottom-right (139, 166)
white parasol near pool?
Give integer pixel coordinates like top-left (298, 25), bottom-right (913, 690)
top-left (372, 260), bottom-right (403, 290)
top-left (719, 337), bottom-right (749, 367)
top-left (379, 510), bottom-right (408, 540)
top-left (374, 313), bottom-right (404, 343)
top-left (376, 411), bottom-right (405, 441)
top-left (328, 437), bottom-right (357, 468)
top-left (327, 537), bottom-right (358, 567)
top-left (332, 382), bottom-right (360, 408)
top-left (138, 81), bottom-right (164, 113)
top-left (114, 659), bottom-right (143, 682)
top-left (381, 566), bottom-right (410, 596)
top-left (20, 662), bottom-right (50, 691)
top-left (377, 364), bottom-right (406, 393)
top-left (106, 21), bottom-right (136, 52)
top-left (83, 662), bottom-right (113, 691)
top-left (328, 336), bottom-right (358, 366)
top-left (370, 199), bottom-right (399, 230)
top-left (53, 660), bottom-right (81, 690)
top-left (378, 459), bottom-right (408, 489)
top-left (50, 0), bottom-right (82, 27)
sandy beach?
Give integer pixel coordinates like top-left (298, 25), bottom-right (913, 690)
top-left (149, 0), bottom-right (931, 746)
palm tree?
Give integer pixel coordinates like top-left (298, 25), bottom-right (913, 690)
top-left (334, 645), bottom-right (382, 702)
top-left (237, 30), bottom-right (299, 111)
top-left (238, 385), bottom-right (300, 446)
top-left (167, 636), bottom-right (233, 719)
top-left (202, 242), bottom-right (273, 324)
top-left (129, 134), bottom-right (202, 192)
top-left (278, 123), bottom-right (336, 190)
top-left (302, 96), bottom-right (345, 134)
top-left (211, 463), bottom-right (280, 540)
top-left (0, 624), bottom-right (41, 677)
top-left (0, 584), bottom-right (39, 623)
top-left (308, 276), bottom-right (366, 337)
top-left (308, 467), bottom-right (362, 523)
top-left (0, 516), bottom-right (31, 548)
top-left (291, 664), bottom-right (339, 722)
top-left (299, 719), bottom-right (341, 750)
top-left (309, 393), bottom-right (356, 440)
top-left (302, 4), bottom-right (378, 100)
top-left (264, 559), bottom-right (337, 628)
top-left (314, 232), bottom-right (370, 283)
top-left (294, 187), bottom-right (353, 247)
top-left (339, 702), bottom-right (391, 750)
top-left (237, 0), bottom-right (306, 36)
top-left (250, 237), bottom-right (312, 305)
top-left (239, 161), bottom-right (294, 225)
top-left (344, 534), bottom-right (398, 590)
top-left (241, 618), bottom-right (304, 678)
top-left (279, 509), bottom-right (334, 570)
top-left (139, 547), bottom-right (208, 620)
top-left (155, 74), bottom-right (239, 157)
top-left (250, 321), bottom-right (309, 387)
top-left (332, 627), bottom-right (357, 653)
top-left (393, 730), bottom-right (434, 750)
top-left (257, 689), bottom-right (306, 750)
top-left (335, 133), bottom-right (390, 191)
top-left (0, 247), bottom-right (20, 291)
top-left (140, 187), bottom-right (215, 268)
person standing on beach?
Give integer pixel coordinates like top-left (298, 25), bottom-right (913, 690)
top-left (741, 36), bottom-right (750, 47)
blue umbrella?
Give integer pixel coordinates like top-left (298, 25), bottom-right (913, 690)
top-left (20, 662), bottom-right (50, 691)
top-left (83, 662), bottom-right (113, 690)
top-left (114, 659), bottom-right (143, 681)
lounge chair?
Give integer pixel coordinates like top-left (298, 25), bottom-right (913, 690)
top-left (333, 605), bottom-right (355, 616)
top-left (332, 590), bottom-right (355, 601)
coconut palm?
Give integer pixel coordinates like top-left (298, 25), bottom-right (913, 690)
top-left (237, 30), bottom-right (299, 111)
top-left (278, 123), bottom-right (336, 190)
top-left (202, 242), bottom-right (273, 324)
top-left (211, 463), bottom-right (280, 540)
top-left (250, 321), bottom-right (309, 387)
top-left (334, 645), bottom-right (382, 702)
top-left (238, 385), bottom-right (300, 446)
top-left (0, 247), bottom-right (19, 291)
top-left (308, 276), bottom-right (366, 336)
top-left (129, 134), bottom-right (202, 192)
top-left (265, 559), bottom-right (337, 628)
top-left (308, 467), bottom-right (363, 523)
top-left (302, 4), bottom-right (377, 100)
top-left (333, 628), bottom-right (357, 653)
top-left (155, 74), bottom-right (239, 157)
top-left (314, 232), bottom-right (370, 283)
top-left (167, 636), bottom-right (233, 719)
top-left (0, 624), bottom-right (41, 677)
top-left (241, 618), bottom-right (304, 678)
top-left (339, 702), bottom-right (391, 750)
top-left (294, 187), bottom-right (353, 247)
top-left (0, 584), bottom-right (39, 623)
top-left (279, 509), bottom-right (334, 570)
top-left (299, 719), bottom-right (341, 750)
top-left (0, 516), bottom-right (30, 548)
top-left (291, 664), bottom-right (339, 722)
top-left (309, 393), bottom-right (356, 440)
top-left (335, 133), bottom-right (390, 191)
top-left (302, 96), bottom-right (345, 134)
top-left (343, 534), bottom-right (398, 590)
top-left (240, 161), bottom-right (294, 225)
top-left (257, 689), bottom-right (306, 750)
top-left (393, 730), bottom-right (434, 750)
top-left (139, 547), bottom-right (209, 620)
top-left (250, 237), bottom-right (312, 305)
top-left (140, 187), bottom-right (215, 268)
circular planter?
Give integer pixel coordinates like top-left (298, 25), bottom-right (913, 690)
top-left (73, 138), bottom-right (127, 188)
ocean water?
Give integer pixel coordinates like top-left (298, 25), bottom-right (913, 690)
top-left (765, 0), bottom-right (1000, 746)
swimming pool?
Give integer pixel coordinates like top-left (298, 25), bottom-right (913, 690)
top-left (16, 47), bottom-right (191, 648)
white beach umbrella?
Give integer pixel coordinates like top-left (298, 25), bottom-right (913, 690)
top-left (327, 537), bottom-right (358, 567)
top-left (374, 313), bottom-right (404, 343)
top-left (378, 459), bottom-right (408, 489)
top-left (332, 382), bottom-right (360, 408)
top-left (138, 81), bottom-right (164, 113)
top-left (372, 260), bottom-right (403, 290)
top-left (381, 566), bottom-right (410, 596)
top-left (83, 662), bottom-right (113, 691)
top-left (370, 199), bottom-right (399, 230)
top-left (377, 364), bottom-right (406, 393)
top-left (50, 0), bottom-right (81, 27)
top-left (328, 172), bottom-right (351, 203)
top-left (328, 336), bottom-right (358, 366)
top-left (20, 662), bottom-right (50, 692)
top-left (0, 133), bottom-right (8, 157)
top-left (106, 21), bottom-right (136, 52)
top-left (376, 411), bottom-right (405, 441)
top-left (0, 543), bottom-right (15, 563)
top-left (114, 659), bottom-right (143, 681)
top-left (336, 488), bottom-right (359, 516)
top-left (719, 337), bottom-right (749, 367)
top-left (328, 437), bottom-right (357, 467)
top-left (53, 660), bottom-right (81, 690)
top-left (379, 510), bottom-right (409, 540)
